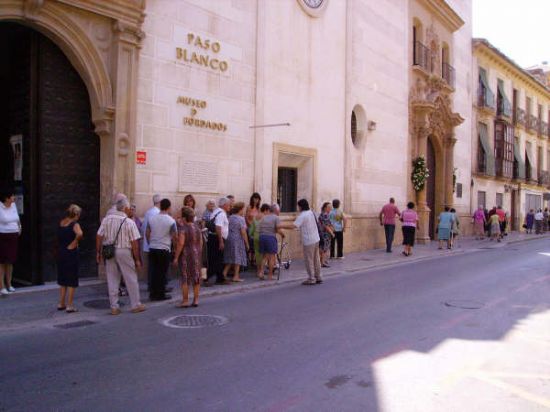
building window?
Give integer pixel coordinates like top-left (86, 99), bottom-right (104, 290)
top-left (496, 79), bottom-right (512, 118)
top-left (525, 151), bottom-right (532, 180)
top-left (526, 193), bottom-right (541, 213)
top-left (277, 167), bottom-right (297, 213)
top-left (351, 110), bottom-right (358, 146)
top-left (494, 120), bottom-right (513, 178)
top-left (456, 183), bottom-right (463, 198)
top-left (496, 193), bottom-right (503, 208)
top-left (478, 191), bottom-right (486, 210)
top-left (478, 67), bottom-right (495, 109)
top-left (478, 122), bottom-right (494, 175)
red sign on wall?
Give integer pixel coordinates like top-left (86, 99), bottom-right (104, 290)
top-left (136, 151), bottom-right (146, 165)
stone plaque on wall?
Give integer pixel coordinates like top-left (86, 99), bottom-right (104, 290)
top-left (178, 157), bottom-right (218, 193)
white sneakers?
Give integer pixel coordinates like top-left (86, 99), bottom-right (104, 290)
top-left (1, 287), bottom-right (15, 295)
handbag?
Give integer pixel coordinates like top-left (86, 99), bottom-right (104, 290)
top-left (102, 218), bottom-right (127, 260)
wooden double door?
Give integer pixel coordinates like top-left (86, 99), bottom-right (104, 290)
top-left (0, 23), bottom-right (100, 284)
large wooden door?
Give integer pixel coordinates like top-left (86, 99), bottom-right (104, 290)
top-left (426, 138), bottom-right (437, 239)
top-left (0, 23), bottom-right (99, 284)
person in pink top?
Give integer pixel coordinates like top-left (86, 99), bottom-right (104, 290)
top-left (400, 202), bottom-right (418, 256)
top-left (379, 198), bottom-right (401, 253)
top-left (472, 206), bottom-right (486, 240)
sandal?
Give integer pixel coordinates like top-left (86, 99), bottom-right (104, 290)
top-left (232, 279), bottom-right (244, 283)
top-left (177, 303), bottom-right (190, 308)
top-left (191, 303), bottom-right (199, 307)
top-left (57, 305), bottom-right (67, 311)
top-left (66, 307), bottom-right (78, 313)
top-left (302, 280), bottom-right (316, 286)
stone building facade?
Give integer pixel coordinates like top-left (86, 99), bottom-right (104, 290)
top-left (472, 39), bottom-right (550, 230)
top-left (0, 0), bottom-right (474, 283)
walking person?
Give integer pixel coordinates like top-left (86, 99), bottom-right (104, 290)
top-left (535, 209), bottom-right (544, 234)
top-left (141, 194), bottom-right (161, 291)
top-left (258, 203), bottom-right (284, 280)
top-left (222, 202), bottom-right (249, 282)
top-left (437, 206), bottom-right (455, 250)
top-left (489, 212), bottom-right (501, 242)
top-left (250, 204), bottom-right (265, 279)
top-left (379, 198), bottom-right (400, 253)
top-left (318, 202), bottom-right (335, 268)
top-left (146, 198), bottom-right (177, 301)
top-left (245, 192), bottom-right (262, 268)
top-left (96, 197), bottom-right (146, 315)
top-left (0, 188), bottom-right (21, 296)
top-left (400, 202), bottom-right (418, 256)
top-left (472, 206), bottom-right (486, 240)
top-left (544, 208), bottom-right (549, 233)
top-left (496, 206), bottom-right (506, 239)
top-left (450, 208), bottom-right (460, 248)
top-left (56, 204), bottom-right (83, 313)
top-left (329, 199), bottom-right (346, 260)
top-left (525, 209), bottom-right (535, 234)
top-left (281, 199), bottom-right (322, 286)
top-left (173, 207), bottom-right (202, 308)
top-left (204, 197), bottom-right (230, 286)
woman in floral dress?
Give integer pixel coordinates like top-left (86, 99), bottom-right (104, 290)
top-left (318, 202), bottom-right (335, 268)
top-left (173, 206), bottom-right (202, 307)
top-left (223, 202), bottom-right (249, 282)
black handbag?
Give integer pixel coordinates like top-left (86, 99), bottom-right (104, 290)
top-left (102, 218), bottom-right (127, 260)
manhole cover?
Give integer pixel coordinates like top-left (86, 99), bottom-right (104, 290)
top-left (84, 299), bottom-right (125, 310)
top-left (161, 315), bottom-right (229, 329)
top-left (54, 320), bottom-right (97, 329)
top-left (444, 300), bottom-right (484, 310)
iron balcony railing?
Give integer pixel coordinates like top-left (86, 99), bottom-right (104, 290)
top-left (497, 96), bottom-right (513, 119)
top-left (477, 87), bottom-right (495, 110)
top-left (538, 170), bottom-right (550, 186)
top-left (514, 107), bottom-right (526, 127)
top-left (413, 41), bottom-right (431, 72)
top-left (442, 62), bottom-right (455, 88)
top-left (527, 115), bottom-right (539, 132)
top-left (539, 121), bottom-right (548, 138)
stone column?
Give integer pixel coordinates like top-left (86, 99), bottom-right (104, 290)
top-left (111, 21), bottom-right (144, 200)
top-left (444, 135), bottom-right (457, 207)
top-left (416, 125), bottom-right (431, 244)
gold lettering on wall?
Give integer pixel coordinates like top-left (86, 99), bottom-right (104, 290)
top-left (176, 33), bottom-right (229, 73)
top-left (177, 95), bottom-right (227, 132)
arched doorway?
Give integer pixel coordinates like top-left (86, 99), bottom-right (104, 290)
top-left (0, 23), bottom-right (100, 284)
top-left (426, 137), bottom-right (436, 239)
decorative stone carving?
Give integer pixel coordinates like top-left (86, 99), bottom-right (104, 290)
top-left (118, 133), bottom-right (130, 157)
top-left (24, 0), bottom-right (44, 18)
top-left (113, 20), bottom-right (145, 46)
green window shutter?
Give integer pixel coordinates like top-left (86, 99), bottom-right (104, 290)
top-left (514, 140), bottom-right (525, 179)
top-left (479, 123), bottom-right (495, 176)
top-left (497, 79), bottom-right (512, 117)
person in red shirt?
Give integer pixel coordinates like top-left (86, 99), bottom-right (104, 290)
top-left (379, 198), bottom-right (401, 253)
top-left (496, 206), bottom-right (506, 239)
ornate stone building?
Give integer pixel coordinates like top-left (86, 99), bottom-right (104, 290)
top-left (0, 0), bottom-right (473, 283)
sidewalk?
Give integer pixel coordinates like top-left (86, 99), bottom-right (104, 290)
top-left (1, 231), bottom-right (548, 331)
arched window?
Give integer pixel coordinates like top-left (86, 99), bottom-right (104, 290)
top-left (412, 19), bottom-right (423, 66)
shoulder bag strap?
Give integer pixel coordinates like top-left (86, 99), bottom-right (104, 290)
top-left (113, 218), bottom-right (127, 245)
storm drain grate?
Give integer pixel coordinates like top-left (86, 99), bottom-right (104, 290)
top-left (161, 315), bottom-right (229, 329)
top-left (444, 300), bottom-right (484, 310)
top-left (54, 320), bottom-right (97, 329)
top-left (84, 299), bottom-right (125, 310)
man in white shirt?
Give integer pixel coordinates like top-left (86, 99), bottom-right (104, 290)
top-left (141, 194), bottom-right (161, 289)
top-left (96, 198), bottom-right (145, 315)
top-left (205, 197), bottom-right (230, 285)
top-left (282, 198), bottom-right (322, 285)
top-left (146, 198), bottom-right (177, 301)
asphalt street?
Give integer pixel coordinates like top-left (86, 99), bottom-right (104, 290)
top-left (1, 239), bottom-right (550, 412)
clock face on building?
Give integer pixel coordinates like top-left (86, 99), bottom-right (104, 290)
top-left (303, 0), bottom-right (324, 8)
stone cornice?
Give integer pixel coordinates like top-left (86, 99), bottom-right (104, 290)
top-left (474, 38), bottom-right (550, 101)
top-left (56, 0), bottom-right (145, 27)
top-left (417, 0), bottom-right (464, 32)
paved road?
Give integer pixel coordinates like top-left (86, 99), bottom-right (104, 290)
top-left (1, 239), bottom-right (550, 411)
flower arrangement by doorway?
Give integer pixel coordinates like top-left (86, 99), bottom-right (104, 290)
top-left (411, 156), bottom-right (430, 192)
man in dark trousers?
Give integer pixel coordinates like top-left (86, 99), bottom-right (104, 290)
top-left (379, 198), bottom-right (400, 253)
top-left (146, 198), bottom-right (177, 301)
